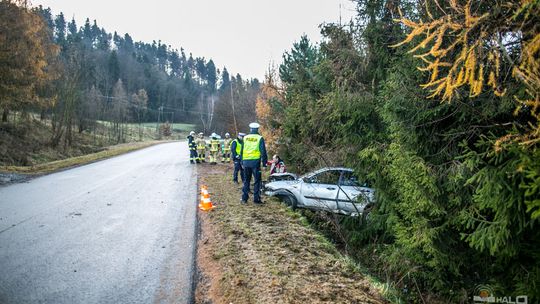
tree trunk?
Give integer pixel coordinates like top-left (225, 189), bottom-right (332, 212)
top-left (21, 109), bottom-right (30, 121)
top-left (78, 119), bottom-right (84, 133)
top-left (2, 109), bottom-right (9, 122)
top-left (64, 118), bottom-right (72, 149)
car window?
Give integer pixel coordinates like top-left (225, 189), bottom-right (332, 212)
top-left (340, 171), bottom-right (360, 186)
top-left (310, 170), bottom-right (341, 185)
top-left (340, 171), bottom-right (371, 187)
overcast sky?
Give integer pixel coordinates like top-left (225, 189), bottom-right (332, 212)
top-left (31, 0), bottom-right (357, 80)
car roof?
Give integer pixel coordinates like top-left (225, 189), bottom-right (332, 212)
top-left (303, 167), bottom-right (353, 178)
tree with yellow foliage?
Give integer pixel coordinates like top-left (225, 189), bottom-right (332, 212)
top-left (0, 0), bottom-right (59, 122)
top-left (256, 65), bottom-right (284, 153)
top-left (393, 0), bottom-right (540, 146)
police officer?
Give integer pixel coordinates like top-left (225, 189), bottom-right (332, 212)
top-left (231, 132), bottom-right (245, 184)
top-left (240, 123), bottom-right (267, 204)
top-left (187, 131), bottom-right (197, 164)
top-left (195, 132), bottom-right (206, 163)
top-left (209, 133), bottom-right (221, 164)
top-left (222, 133), bottom-right (232, 163)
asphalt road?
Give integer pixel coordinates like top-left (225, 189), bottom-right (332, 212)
top-left (0, 142), bottom-right (198, 304)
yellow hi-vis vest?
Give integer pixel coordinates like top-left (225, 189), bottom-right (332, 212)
top-left (232, 139), bottom-right (242, 155)
top-left (210, 139), bottom-right (220, 152)
top-left (242, 134), bottom-right (262, 160)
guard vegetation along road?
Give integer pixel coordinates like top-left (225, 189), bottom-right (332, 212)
top-left (0, 142), bottom-right (197, 303)
top-left (196, 164), bottom-right (390, 303)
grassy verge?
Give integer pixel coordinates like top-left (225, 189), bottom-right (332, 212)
top-left (196, 164), bottom-right (393, 304)
top-left (1, 117), bottom-right (189, 176)
top-left (0, 141), bottom-right (165, 175)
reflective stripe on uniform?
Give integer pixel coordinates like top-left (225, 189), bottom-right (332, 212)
top-left (210, 139), bottom-right (220, 152)
top-left (242, 134), bottom-right (262, 160)
top-left (196, 138), bottom-right (205, 149)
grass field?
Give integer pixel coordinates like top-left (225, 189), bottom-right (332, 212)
top-left (95, 121), bottom-right (196, 141)
top-left (138, 122), bottom-right (195, 132)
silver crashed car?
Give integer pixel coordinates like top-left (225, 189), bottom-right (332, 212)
top-left (264, 167), bottom-right (375, 217)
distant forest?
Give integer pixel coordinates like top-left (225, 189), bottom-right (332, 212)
top-left (1, 0), bottom-right (259, 146)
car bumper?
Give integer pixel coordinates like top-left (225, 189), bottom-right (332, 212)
top-left (264, 190), bottom-right (277, 196)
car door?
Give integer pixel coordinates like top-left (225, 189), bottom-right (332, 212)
top-left (337, 170), bottom-right (373, 214)
top-left (300, 169), bottom-right (341, 211)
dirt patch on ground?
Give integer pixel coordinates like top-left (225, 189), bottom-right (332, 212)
top-left (195, 163), bottom-right (388, 304)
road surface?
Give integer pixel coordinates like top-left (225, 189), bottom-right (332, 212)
top-left (0, 142), bottom-right (198, 304)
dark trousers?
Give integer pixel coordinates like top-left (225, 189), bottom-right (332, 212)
top-left (233, 160), bottom-right (245, 182)
top-left (242, 165), bottom-right (261, 202)
top-left (189, 148), bottom-right (198, 161)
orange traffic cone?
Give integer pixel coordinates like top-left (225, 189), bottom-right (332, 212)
top-left (200, 185), bottom-right (207, 197)
top-left (199, 186), bottom-right (215, 211)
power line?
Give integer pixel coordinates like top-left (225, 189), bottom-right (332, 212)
top-left (93, 94), bottom-right (209, 115)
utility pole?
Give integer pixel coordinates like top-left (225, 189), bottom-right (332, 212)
top-left (230, 82), bottom-right (238, 135)
top-left (171, 110), bottom-right (175, 138)
top-left (339, 3), bottom-right (342, 26)
top-left (156, 105), bottom-right (163, 138)
top-left (156, 107), bottom-right (160, 132)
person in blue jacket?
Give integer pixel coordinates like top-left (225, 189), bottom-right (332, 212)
top-left (240, 123), bottom-right (267, 204)
top-left (231, 132), bottom-right (246, 184)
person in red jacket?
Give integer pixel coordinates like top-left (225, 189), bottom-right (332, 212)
top-left (268, 154), bottom-right (286, 174)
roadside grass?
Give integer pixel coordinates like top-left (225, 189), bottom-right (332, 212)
top-left (0, 141), bottom-right (164, 175)
top-left (1, 116), bottom-right (189, 172)
top-left (196, 164), bottom-right (391, 304)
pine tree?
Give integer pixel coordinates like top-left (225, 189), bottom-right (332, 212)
top-left (206, 60), bottom-right (217, 92)
top-left (108, 50), bottom-right (120, 89)
top-left (219, 67), bottom-right (230, 92)
top-left (54, 12), bottom-right (66, 45)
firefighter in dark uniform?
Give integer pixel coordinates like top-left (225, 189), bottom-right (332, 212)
top-left (231, 132), bottom-right (245, 184)
top-left (187, 131), bottom-right (197, 164)
top-left (240, 123), bottom-right (267, 204)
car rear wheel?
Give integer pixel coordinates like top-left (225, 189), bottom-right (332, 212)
top-left (362, 204), bottom-right (374, 224)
